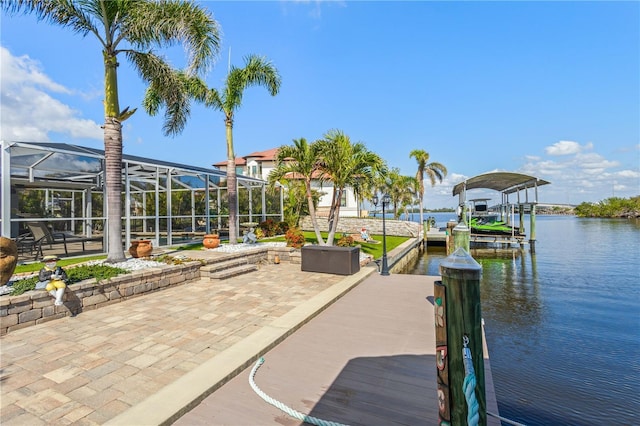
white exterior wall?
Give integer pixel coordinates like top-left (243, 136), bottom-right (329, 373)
top-left (244, 159), bottom-right (276, 181)
top-left (243, 157), bottom-right (359, 218)
top-left (312, 181), bottom-right (359, 217)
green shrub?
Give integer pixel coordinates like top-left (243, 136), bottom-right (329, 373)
top-left (276, 221), bottom-right (289, 235)
top-left (259, 218), bottom-right (278, 237)
top-left (9, 264), bottom-right (129, 296)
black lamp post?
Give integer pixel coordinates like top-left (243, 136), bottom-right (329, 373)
top-left (372, 193), bottom-right (391, 276)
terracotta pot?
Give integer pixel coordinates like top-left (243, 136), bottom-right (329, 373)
top-left (129, 240), bottom-right (153, 258)
top-left (202, 234), bottom-right (220, 249)
top-left (0, 237), bottom-right (18, 286)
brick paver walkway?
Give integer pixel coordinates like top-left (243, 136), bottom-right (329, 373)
top-left (0, 263), bottom-right (344, 425)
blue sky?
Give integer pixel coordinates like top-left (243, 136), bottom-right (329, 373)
top-left (1, 1), bottom-right (638, 209)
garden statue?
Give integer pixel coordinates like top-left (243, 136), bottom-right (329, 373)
top-left (243, 227), bottom-right (257, 244)
top-left (360, 227), bottom-right (371, 242)
top-left (35, 255), bottom-right (68, 306)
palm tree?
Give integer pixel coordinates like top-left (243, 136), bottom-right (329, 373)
top-left (409, 149), bottom-right (447, 226)
top-left (267, 138), bottom-right (325, 243)
top-left (316, 130), bottom-right (386, 245)
top-left (379, 168), bottom-right (414, 219)
top-left (3, 0), bottom-right (221, 262)
top-left (145, 54), bottom-right (281, 244)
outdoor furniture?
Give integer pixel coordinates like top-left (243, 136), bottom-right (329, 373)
top-left (15, 233), bottom-right (44, 259)
top-left (26, 222), bottom-right (103, 260)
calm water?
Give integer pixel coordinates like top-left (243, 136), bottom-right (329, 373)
top-left (404, 213), bottom-right (640, 425)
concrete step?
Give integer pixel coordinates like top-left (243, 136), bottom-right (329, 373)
top-left (209, 264), bottom-right (258, 281)
top-left (201, 258), bottom-right (252, 274)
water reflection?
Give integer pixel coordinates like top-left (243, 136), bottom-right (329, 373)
top-left (405, 245), bottom-right (542, 327)
top-left (403, 216), bottom-right (640, 425)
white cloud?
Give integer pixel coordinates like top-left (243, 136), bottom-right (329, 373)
top-left (0, 46), bottom-right (102, 141)
top-left (617, 169), bottom-right (640, 178)
top-left (545, 140), bottom-right (591, 156)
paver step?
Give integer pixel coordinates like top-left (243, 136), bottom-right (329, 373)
top-left (201, 258), bottom-right (251, 274)
top-left (209, 264), bottom-right (258, 280)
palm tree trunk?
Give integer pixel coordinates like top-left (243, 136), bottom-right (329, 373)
top-left (305, 180), bottom-right (325, 245)
top-left (104, 117), bottom-right (126, 262)
top-left (326, 188), bottom-right (343, 245)
top-left (103, 52), bottom-right (125, 262)
top-left (225, 120), bottom-right (238, 244)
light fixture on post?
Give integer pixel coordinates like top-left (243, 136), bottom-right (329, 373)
top-left (372, 193), bottom-right (391, 276)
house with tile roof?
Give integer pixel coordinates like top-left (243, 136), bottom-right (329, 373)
top-left (213, 148), bottom-right (363, 217)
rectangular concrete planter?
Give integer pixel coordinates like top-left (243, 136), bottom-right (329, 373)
top-left (301, 245), bottom-right (360, 275)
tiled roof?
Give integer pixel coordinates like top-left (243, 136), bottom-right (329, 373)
top-left (212, 148), bottom-right (278, 167)
top-left (244, 147), bottom-right (279, 161)
top-left (212, 157), bottom-right (246, 167)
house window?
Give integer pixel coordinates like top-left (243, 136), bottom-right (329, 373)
top-left (340, 191), bottom-right (347, 207)
top-left (251, 165), bottom-right (258, 177)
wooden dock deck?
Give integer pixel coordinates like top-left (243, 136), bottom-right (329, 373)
top-left (175, 273), bottom-right (500, 426)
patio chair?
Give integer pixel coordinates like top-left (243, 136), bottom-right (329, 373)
top-left (15, 233), bottom-right (44, 259)
top-left (26, 222), bottom-right (103, 259)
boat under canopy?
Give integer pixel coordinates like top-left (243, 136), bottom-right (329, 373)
top-left (452, 171), bottom-right (551, 247)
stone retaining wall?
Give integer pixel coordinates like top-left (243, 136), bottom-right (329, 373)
top-left (0, 261), bottom-right (202, 335)
top-left (299, 216), bottom-right (420, 237)
top-left (0, 248), bottom-right (299, 335)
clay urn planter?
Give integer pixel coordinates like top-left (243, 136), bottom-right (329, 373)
top-left (202, 234), bottom-right (220, 249)
top-left (0, 237), bottom-right (18, 286)
top-left (129, 239), bottom-right (153, 258)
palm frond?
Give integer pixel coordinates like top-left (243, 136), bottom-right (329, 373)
top-left (122, 0), bottom-right (220, 75)
top-left (3, 0), bottom-right (102, 41)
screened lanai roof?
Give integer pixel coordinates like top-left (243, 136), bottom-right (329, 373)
top-left (452, 172), bottom-right (550, 197)
top-left (4, 140), bottom-right (266, 191)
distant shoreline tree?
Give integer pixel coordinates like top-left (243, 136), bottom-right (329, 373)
top-left (409, 149), bottom-right (447, 226)
top-left (574, 196), bottom-right (640, 218)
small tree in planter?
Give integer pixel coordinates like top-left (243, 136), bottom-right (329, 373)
top-left (285, 227), bottom-right (305, 249)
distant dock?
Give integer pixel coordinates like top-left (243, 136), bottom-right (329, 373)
top-left (425, 227), bottom-right (529, 247)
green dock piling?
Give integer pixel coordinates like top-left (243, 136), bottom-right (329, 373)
top-left (437, 248), bottom-right (486, 425)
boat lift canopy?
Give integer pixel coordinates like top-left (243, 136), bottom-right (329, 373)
top-left (452, 172), bottom-right (551, 245)
top-left (453, 172), bottom-right (550, 198)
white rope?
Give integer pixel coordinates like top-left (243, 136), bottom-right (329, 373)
top-left (487, 411), bottom-right (528, 426)
top-left (462, 336), bottom-right (480, 426)
top-left (249, 357), bottom-right (350, 426)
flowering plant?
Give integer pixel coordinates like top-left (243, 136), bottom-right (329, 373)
top-left (284, 227), bottom-right (305, 248)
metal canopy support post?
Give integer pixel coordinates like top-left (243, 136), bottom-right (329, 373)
top-left (261, 184), bottom-right (266, 223)
top-left (191, 188), bottom-right (196, 233)
top-left (205, 178), bottom-right (211, 234)
top-left (248, 183), bottom-right (253, 223)
top-left (142, 191), bottom-right (148, 233)
top-left (155, 167), bottom-right (160, 245)
top-left (217, 188), bottom-right (222, 231)
top-left (0, 141), bottom-right (12, 237)
top-left (166, 169), bottom-right (173, 247)
top-left (125, 162), bottom-right (131, 250)
top-left (280, 185), bottom-right (284, 222)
